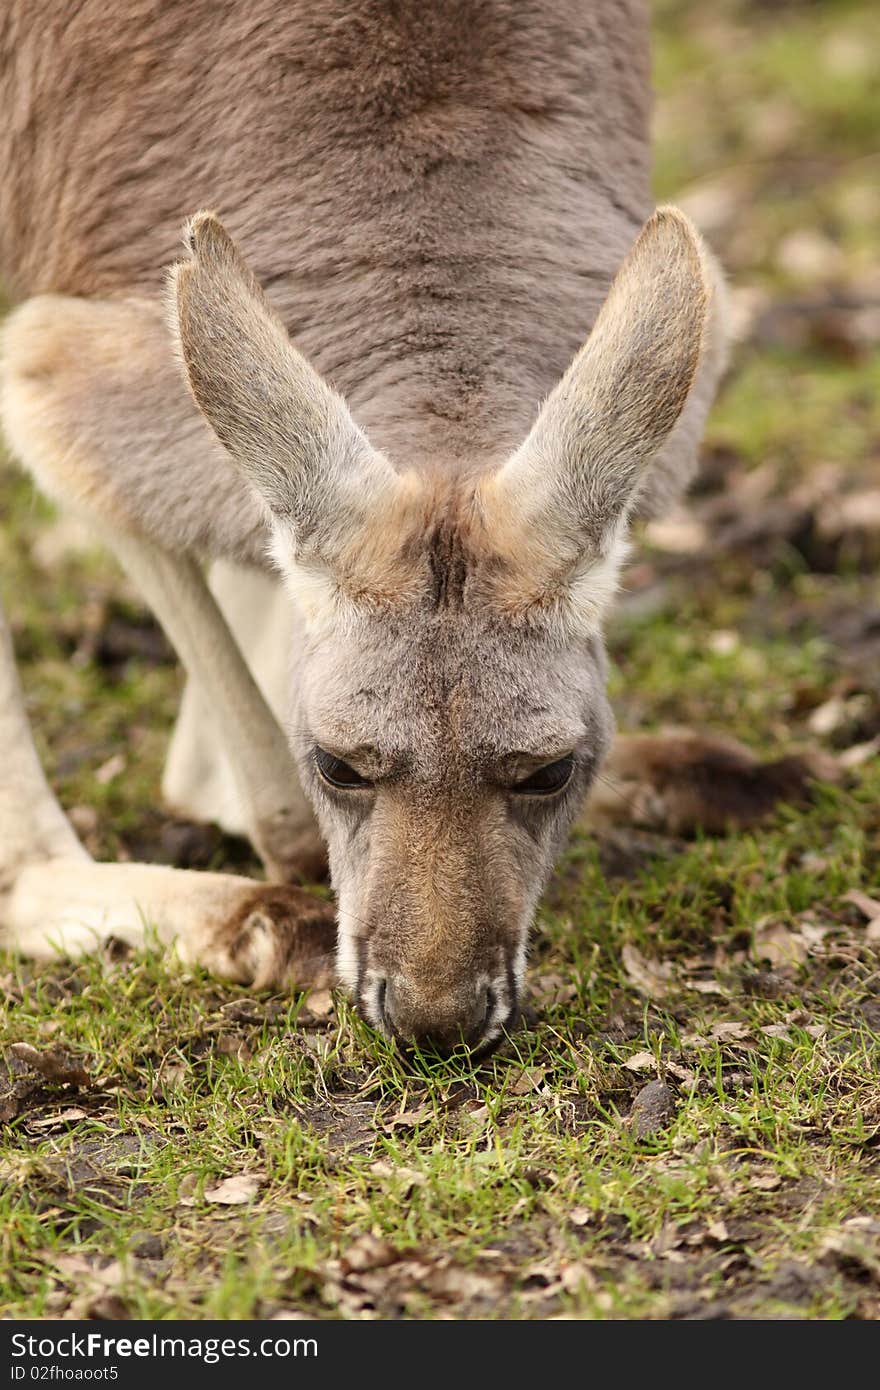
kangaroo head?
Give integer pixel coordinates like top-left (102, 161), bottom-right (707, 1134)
top-left (171, 207), bottom-right (713, 1053)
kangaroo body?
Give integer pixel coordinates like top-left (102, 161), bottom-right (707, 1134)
top-left (0, 1), bottom-right (753, 1052)
top-left (1, 0), bottom-right (677, 548)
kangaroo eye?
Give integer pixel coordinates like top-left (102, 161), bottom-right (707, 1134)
top-left (514, 755), bottom-right (575, 795)
top-left (315, 747), bottom-right (371, 789)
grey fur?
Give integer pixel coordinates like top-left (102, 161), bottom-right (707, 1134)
top-left (0, 0), bottom-right (729, 1049)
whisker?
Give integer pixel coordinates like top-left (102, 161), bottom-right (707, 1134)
top-left (590, 767), bottom-right (650, 821)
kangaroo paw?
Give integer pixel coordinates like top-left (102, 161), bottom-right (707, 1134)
top-left (197, 884), bottom-right (337, 990)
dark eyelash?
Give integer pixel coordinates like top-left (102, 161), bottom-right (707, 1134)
top-left (314, 746), bottom-right (371, 789)
top-left (513, 755), bottom-right (575, 795)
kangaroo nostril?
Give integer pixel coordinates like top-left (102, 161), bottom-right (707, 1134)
top-left (375, 977), bottom-right (501, 1054)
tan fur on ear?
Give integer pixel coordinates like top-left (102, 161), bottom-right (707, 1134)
top-left (169, 211), bottom-right (399, 563)
top-left (481, 207), bottom-right (714, 629)
top-left (568, 205), bottom-right (712, 483)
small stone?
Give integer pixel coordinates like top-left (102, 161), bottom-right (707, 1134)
top-left (129, 1233), bottom-right (164, 1261)
top-left (630, 1081), bottom-right (676, 1139)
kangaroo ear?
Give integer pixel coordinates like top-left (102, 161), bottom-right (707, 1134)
top-left (481, 207), bottom-right (714, 626)
top-left (170, 212), bottom-right (399, 560)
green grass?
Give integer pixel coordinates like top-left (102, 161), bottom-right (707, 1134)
top-left (1, 0), bottom-right (879, 1319)
top-left (2, 794), bottom-right (879, 1319)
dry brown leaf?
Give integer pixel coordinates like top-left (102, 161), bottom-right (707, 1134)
top-left (176, 1173), bottom-right (198, 1208)
top-left (568, 1207), bottom-right (594, 1228)
top-left (421, 1263), bottom-right (501, 1302)
top-left (807, 695), bottom-right (848, 736)
top-left (798, 919), bottom-right (830, 951)
top-left (711, 1022), bottom-right (750, 1042)
top-left (820, 1234), bottom-right (880, 1281)
top-left (52, 1255), bottom-right (127, 1295)
top-left (458, 1104), bottom-right (491, 1133)
top-left (559, 1261), bottom-right (598, 1294)
top-left (531, 971), bottom-right (578, 1006)
top-left (622, 943), bottom-right (673, 1000)
top-left (52, 1253), bottom-right (99, 1282)
top-left (8, 1043), bottom-right (90, 1086)
top-left (623, 1050), bottom-right (656, 1073)
top-left (216, 1034), bottom-right (253, 1063)
top-left (644, 511), bottom-right (708, 554)
top-left (761, 1023), bottom-right (793, 1041)
top-left (821, 488), bottom-right (880, 536)
top-left (340, 1235), bottom-right (400, 1274)
top-left (689, 980), bottom-right (728, 997)
top-left (509, 1066), bottom-right (546, 1095)
top-left (665, 1060), bottom-right (696, 1087)
top-left (843, 889), bottom-right (880, 921)
top-left (383, 1104), bottom-right (433, 1131)
top-left (842, 1217), bottom-right (880, 1234)
top-left (652, 1221), bottom-right (686, 1257)
top-left (839, 737), bottom-right (880, 770)
top-left (26, 1108), bottom-right (89, 1130)
top-left (708, 629), bottom-right (739, 657)
top-left (94, 753), bottom-right (126, 785)
top-left (751, 918), bottom-right (808, 969)
top-left (302, 988), bottom-right (335, 1019)
top-left (158, 1059), bottom-right (187, 1091)
top-left (752, 1173), bottom-right (782, 1191)
top-left (775, 228), bottom-right (845, 282)
top-left (368, 1161), bottom-right (426, 1190)
top-left (204, 1174), bottom-right (262, 1205)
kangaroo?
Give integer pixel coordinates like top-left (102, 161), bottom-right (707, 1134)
top-left (0, 1), bottom-right (820, 1054)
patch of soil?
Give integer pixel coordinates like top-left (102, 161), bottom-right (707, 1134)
top-left (595, 828), bottom-right (686, 881)
top-left (0, 1044), bottom-right (91, 1123)
top-left (7, 1130), bottom-right (164, 1239)
top-left (295, 1098), bottom-right (379, 1156)
top-left (122, 814), bottom-right (260, 872)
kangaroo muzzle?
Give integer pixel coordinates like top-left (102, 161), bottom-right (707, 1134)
top-left (377, 974), bottom-right (496, 1052)
top-left (357, 930), bottom-right (520, 1055)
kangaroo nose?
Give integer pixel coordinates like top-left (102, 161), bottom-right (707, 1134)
top-left (379, 978), bottom-right (494, 1053)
